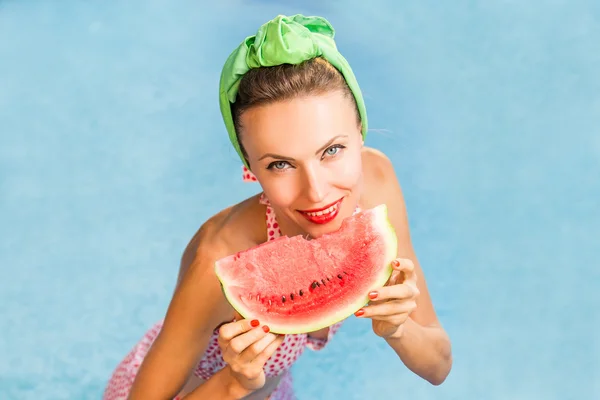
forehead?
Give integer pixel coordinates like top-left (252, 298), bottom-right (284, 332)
top-left (240, 91), bottom-right (358, 157)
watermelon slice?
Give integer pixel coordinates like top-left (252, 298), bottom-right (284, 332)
top-left (214, 204), bottom-right (398, 334)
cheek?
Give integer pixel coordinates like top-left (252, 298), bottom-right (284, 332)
top-left (260, 176), bottom-right (299, 206)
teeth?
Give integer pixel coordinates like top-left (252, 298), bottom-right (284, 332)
top-left (305, 203), bottom-right (338, 217)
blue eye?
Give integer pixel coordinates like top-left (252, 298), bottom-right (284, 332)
top-left (323, 144), bottom-right (345, 158)
top-left (268, 161), bottom-right (290, 170)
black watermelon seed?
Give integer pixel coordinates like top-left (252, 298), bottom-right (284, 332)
top-left (337, 274), bottom-right (343, 279)
top-left (311, 281), bottom-right (318, 289)
top-left (299, 290), bottom-right (304, 296)
top-left (290, 293), bottom-right (295, 300)
top-left (282, 295), bottom-right (286, 303)
top-left (321, 279), bottom-right (326, 285)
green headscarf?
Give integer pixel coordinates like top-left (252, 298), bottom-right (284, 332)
top-left (219, 14), bottom-right (368, 168)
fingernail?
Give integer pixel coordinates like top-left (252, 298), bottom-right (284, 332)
top-left (262, 325), bottom-right (270, 333)
top-left (368, 291), bottom-right (378, 300)
top-left (251, 319), bottom-right (260, 327)
top-left (392, 259), bottom-right (400, 267)
top-left (355, 309), bottom-right (365, 317)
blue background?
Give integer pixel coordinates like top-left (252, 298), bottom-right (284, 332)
top-left (1, 1), bottom-right (599, 399)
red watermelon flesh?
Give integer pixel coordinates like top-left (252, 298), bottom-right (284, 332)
top-left (214, 204), bottom-right (398, 334)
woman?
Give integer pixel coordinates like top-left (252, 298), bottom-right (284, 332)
top-left (103, 14), bottom-right (452, 400)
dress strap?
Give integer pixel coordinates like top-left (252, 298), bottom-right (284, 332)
top-left (242, 165), bottom-right (258, 182)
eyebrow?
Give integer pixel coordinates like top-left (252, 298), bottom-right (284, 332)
top-left (257, 134), bottom-right (349, 161)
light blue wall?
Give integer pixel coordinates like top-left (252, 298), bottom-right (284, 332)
top-left (1, 1), bottom-right (598, 398)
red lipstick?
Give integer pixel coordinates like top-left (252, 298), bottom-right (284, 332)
top-left (298, 198), bottom-right (343, 225)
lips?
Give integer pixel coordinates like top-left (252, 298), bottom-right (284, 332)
top-left (298, 198), bottom-right (343, 225)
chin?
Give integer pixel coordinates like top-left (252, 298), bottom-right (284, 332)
top-left (308, 225), bottom-right (345, 239)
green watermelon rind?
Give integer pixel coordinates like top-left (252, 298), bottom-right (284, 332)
top-left (215, 204), bottom-right (398, 334)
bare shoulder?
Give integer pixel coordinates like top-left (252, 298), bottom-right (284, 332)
top-left (176, 193), bottom-right (268, 289)
top-left (359, 146), bottom-right (407, 236)
top-left (360, 146), bottom-right (399, 207)
top-left (362, 146), bottom-right (395, 178)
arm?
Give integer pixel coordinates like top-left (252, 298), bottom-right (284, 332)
top-left (383, 316), bottom-right (451, 386)
top-left (127, 229), bottom-right (244, 399)
top-left (367, 149), bottom-right (453, 385)
top-left (181, 366), bottom-right (252, 400)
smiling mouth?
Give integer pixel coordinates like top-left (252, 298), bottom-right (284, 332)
top-left (297, 198), bottom-right (344, 224)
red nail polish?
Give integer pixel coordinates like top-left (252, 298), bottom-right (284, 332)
top-left (251, 319), bottom-right (260, 327)
top-left (368, 291), bottom-right (378, 300)
top-left (393, 259), bottom-right (400, 267)
top-left (355, 309), bottom-right (365, 317)
top-left (262, 325), bottom-right (270, 333)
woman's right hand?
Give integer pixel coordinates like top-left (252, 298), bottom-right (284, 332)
top-left (217, 316), bottom-right (285, 395)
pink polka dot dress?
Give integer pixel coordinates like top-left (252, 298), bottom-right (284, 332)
top-left (102, 166), bottom-right (345, 400)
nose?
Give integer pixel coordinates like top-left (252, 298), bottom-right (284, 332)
top-left (301, 164), bottom-right (328, 204)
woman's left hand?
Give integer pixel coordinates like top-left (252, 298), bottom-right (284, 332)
top-left (355, 258), bottom-right (420, 339)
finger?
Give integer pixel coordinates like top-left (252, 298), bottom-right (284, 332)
top-left (392, 258), bottom-right (415, 273)
top-left (368, 283), bottom-right (419, 303)
top-left (231, 334), bottom-right (285, 381)
top-left (249, 334), bottom-right (285, 367)
top-left (237, 332), bottom-right (281, 363)
top-left (357, 300), bottom-right (416, 318)
top-left (391, 258), bottom-right (416, 283)
top-left (219, 318), bottom-right (260, 342)
top-left (225, 325), bottom-right (270, 357)
top-left (370, 314), bottom-right (409, 327)
top-left (384, 270), bottom-right (402, 287)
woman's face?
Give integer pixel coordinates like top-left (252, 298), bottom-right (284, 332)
top-left (240, 90), bottom-right (364, 238)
